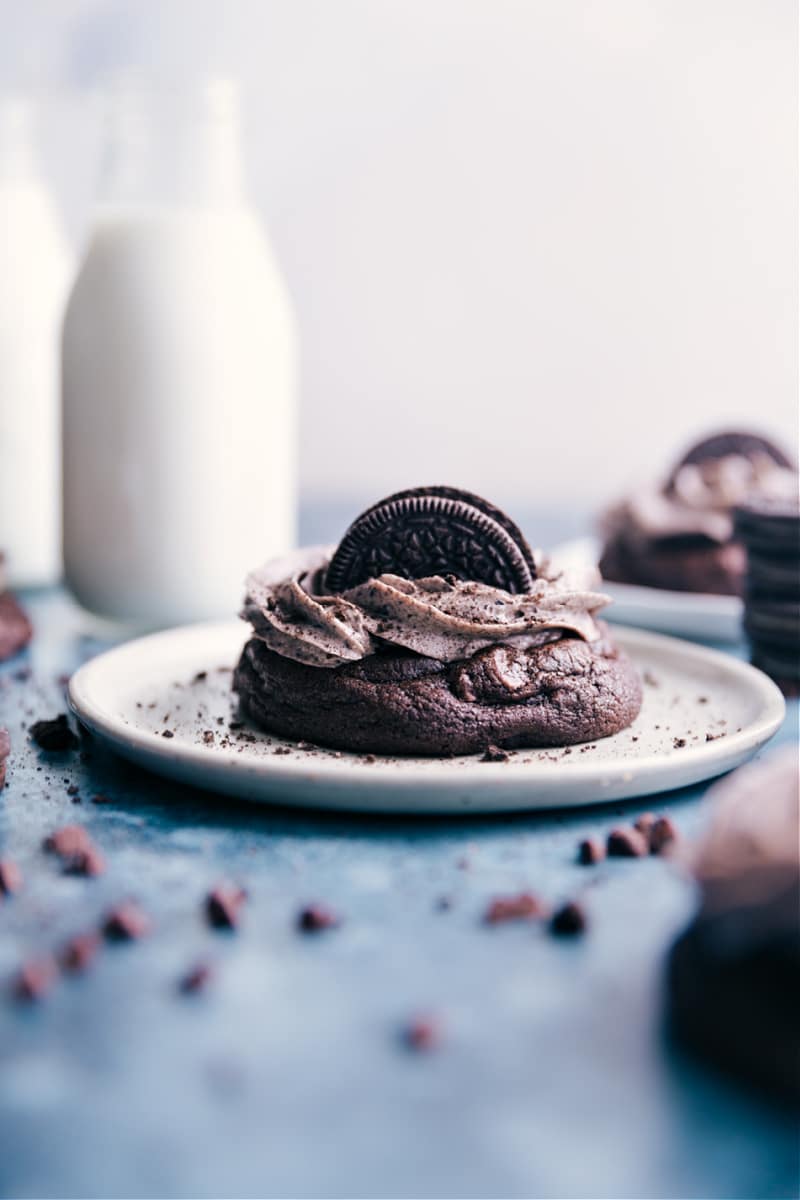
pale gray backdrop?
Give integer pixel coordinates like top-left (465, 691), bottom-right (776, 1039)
top-left (4, 0), bottom-right (797, 512)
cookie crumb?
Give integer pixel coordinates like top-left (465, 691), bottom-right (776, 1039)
top-left (30, 715), bottom-right (78, 752)
top-left (481, 743), bottom-right (510, 763)
top-left (550, 901), bottom-right (587, 936)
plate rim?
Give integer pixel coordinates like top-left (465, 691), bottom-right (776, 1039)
top-left (68, 619), bottom-right (786, 793)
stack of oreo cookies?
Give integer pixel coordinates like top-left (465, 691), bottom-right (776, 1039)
top-left (735, 499), bottom-right (800, 694)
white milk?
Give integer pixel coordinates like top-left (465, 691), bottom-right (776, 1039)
top-left (0, 98), bottom-right (72, 586)
top-left (63, 80), bottom-right (297, 625)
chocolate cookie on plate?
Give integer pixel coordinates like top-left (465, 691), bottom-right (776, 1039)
top-left (599, 431), bottom-right (797, 596)
top-left (234, 487), bottom-right (642, 755)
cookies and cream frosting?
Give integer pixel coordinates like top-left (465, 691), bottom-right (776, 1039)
top-left (606, 452), bottom-right (798, 546)
top-left (242, 546), bottom-right (611, 668)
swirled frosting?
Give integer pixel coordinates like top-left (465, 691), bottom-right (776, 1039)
top-left (241, 546), bottom-right (611, 668)
top-left (605, 452), bottom-right (798, 546)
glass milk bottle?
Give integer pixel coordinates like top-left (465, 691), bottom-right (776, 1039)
top-left (0, 97), bottom-right (72, 586)
top-left (63, 78), bottom-right (297, 625)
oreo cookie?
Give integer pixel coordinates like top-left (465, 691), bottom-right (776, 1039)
top-left (735, 501), bottom-right (800, 559)
top-left (667, 431), bottom-right (794, 490)
top-left (325, 487), bottom-right (536, 594)
top-left (736, 499), bottom-right (800, 693)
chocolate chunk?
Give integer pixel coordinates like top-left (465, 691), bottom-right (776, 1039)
top-left (30, 715), bottom-right (78, 752)
top-left (14, 955), bottom-right (58, 1001)
top-left (179, 962), bottom-right (214, 994)
top-left (550, 901), bottom-right (587, 935)
top-left (577, 838), bottom-right (605, 865)
top-left (161, 730), bottom-right (174, 739)
top-left (297, 903), bottom-right (341, 932)
top-left (0, 859), bottom-right (22, 896)
top-left (205, 884), bottom-right (247, 930)
top-left (607, 827), bottom-right (649, 858)
top-left (62, 845), bottom-right (106, 877)
top-left (325, 487), bottom-right (536, 594)
top-left (103, 901), bottom-right (152, 941)
top-left (43, 824), bottom-right (92, 858)
top-left (484, 891), bottom-right (544, 923)
top-left (481, 743), bottom-right (510, 763)
top-left (649, 815), bottom-right (679, 855)
top-left (402, 1013), bottom-right (442, 1051)
top-left (60, 932), bottom-right (101, 973)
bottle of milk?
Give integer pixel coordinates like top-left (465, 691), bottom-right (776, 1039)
top-left (63, 78), bottom-right (297, 626)
top-left (0, 97), bottom-right (72, 587)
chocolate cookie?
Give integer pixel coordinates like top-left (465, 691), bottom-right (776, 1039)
top-left (0, 591), bottom-right (32, 661)
top-left (667, 752), bottom-right (800, 1106)
top-left (233, 624), bottom-right (642, 756)
top-left (325, 487), bottom-right (535, 594)
top-left (599, 536), bottom-right (746, 596)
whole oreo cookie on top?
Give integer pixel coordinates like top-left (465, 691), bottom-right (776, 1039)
top-left (666, 431), bottom-right (795, 491)
top-left (325, 486), bottom-right (536, 594)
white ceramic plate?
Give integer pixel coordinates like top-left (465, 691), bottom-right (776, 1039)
top-left (551, 536), bottom-right (743, 643)
top-left (67, 621), bottom-right (784, 815)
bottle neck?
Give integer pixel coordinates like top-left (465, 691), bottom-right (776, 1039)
top-left (100, 78), bottom-right (248, 211)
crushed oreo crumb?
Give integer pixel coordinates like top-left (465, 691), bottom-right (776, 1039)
top-left (481, 743), bottom-right (510, 763)
top-left (550, 901), bottom-right (587, 935)
top-left (30, 715), bottom-right (78, 752)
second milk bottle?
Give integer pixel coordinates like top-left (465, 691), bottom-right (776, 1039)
top-left (63, 78), bottom-right (297, 625)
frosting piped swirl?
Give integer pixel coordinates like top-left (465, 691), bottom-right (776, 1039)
top-left (242, 547), bottom-right (610, 669)
top-left (605, 452), bottom-right (798, 547)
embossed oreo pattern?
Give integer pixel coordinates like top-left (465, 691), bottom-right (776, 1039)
top-left (325, 491), bottom-right (535, 594)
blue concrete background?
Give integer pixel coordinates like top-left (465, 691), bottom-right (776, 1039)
top-left (0, 507), bottom-right (797, 1199)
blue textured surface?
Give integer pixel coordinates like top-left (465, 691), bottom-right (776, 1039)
top-left (0, 507), bottom-right (797, 1199)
